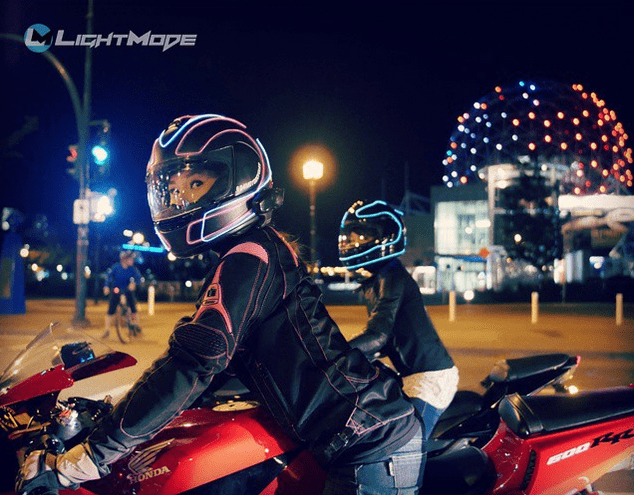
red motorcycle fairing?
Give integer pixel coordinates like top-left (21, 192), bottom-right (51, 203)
top-left (0, 365), bottom-right (73, 408)
top-left (78, 402), bottom-right (326, 495)
top-left (0, 353), bottom-right (136, 409)
top-left (525, 414), bottom-right (634, 495)
top-left (482, 420), bottom-right (533, 494)
top-left (484, 386), bottom-right (634, 495)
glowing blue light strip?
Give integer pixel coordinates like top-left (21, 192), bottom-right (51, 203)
top-left (340, 201), bottom-right (403, 228)
top-left (342, 249), bottom-right (406, 270)
top-left (122, 243), bottom-right (165, 253)
top-left (339, 201), bottom-right (405, 265)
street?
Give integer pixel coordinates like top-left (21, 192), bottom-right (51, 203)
top-left (1, 298), bottom-right (633, 493)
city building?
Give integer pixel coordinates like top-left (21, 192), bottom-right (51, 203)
top-left (406, 80), bottom-right (634, 297)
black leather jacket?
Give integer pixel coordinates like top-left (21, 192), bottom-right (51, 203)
top-left (89, 226), bottom-right (419, 468)
top-left (350, 258), bottom-right (454, 376)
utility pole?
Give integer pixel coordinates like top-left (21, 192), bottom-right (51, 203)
top-left (73, 0), bottom-right (94, 325)
top-left (2, 0), bottom-right (96, 325)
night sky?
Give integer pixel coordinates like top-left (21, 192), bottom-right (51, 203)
top-left (2, 0), bottom-right (633, 265)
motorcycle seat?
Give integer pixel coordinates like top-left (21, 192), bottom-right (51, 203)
top-left (489, 353), bottom-right (571, 383)
top-left (433, 391), bottom-right (484, 437)
top-left (420, 446), bottom-right (494, 494)
top-left (499, 386), bottom-right (634, 437)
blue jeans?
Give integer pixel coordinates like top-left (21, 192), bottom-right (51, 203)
top-left (410, 398), bottom-right (446, 440)
top-left (322, 425), bottom-right (425, 495)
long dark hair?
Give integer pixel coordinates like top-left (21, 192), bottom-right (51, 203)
top-left (274, 229), bottom-right (305, 260)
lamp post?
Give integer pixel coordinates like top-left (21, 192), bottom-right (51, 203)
top-left (1, 1), bottom-right (94, 325)
top-left (302, 160), bottom-right (324, 267)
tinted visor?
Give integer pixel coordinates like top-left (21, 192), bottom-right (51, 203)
top-left (147, 149), bottom-right (232, 222)
top-left (338, 223), bottom-right (381, 254)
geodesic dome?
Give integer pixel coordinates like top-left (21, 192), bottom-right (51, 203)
top-left (442, 80), bottom-right (633, 195)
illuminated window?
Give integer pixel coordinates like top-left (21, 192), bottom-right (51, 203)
top-left (435, 200), bottom-right (489, 256)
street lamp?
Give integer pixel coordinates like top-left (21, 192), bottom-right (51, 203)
top-left (90, 191), bottom-right (115, 223)
top-left (132, 232), bottom-right (146, 245)
top-left (1, 19), bottom-right (93, 325)
top-left (302, 160), bottom-right (324, 267)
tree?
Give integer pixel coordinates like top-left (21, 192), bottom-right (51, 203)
top-left (497, 163), bottom-right (563, 269)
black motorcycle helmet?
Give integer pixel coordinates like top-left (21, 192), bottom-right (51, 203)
top-left (338, 200), bottom-right (406, 270)
top-left (146, 114), bottom-right (283, 258)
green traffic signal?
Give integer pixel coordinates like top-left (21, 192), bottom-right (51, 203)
top-left (91, 144), bottom-right (109, 165)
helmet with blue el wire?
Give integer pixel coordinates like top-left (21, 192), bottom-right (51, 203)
top-left (338, 200), bottom-right (406, 270)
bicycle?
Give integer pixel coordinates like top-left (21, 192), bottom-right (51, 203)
top-left (114, 292), bottom-right (142, 344)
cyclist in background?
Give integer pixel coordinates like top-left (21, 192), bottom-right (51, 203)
top-left (102, 250), bottom-right (142, 339)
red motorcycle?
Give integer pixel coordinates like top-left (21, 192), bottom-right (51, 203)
top-left (1, 323), bottom-right (633, 495)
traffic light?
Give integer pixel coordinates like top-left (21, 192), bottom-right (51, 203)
top-left (67, 144), bottom-right (78, 163)
top-left (66, 144), bottom-right (80, 180)
top-left (90, 120), bottom-right (111, 180)
top-left (92, 144), bottom-right (108, 165)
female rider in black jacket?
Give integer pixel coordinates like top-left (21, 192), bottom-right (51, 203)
top-left (339, 200), bottom-right (459, 440)
top-left (17, 115), bottom-right (425, 495)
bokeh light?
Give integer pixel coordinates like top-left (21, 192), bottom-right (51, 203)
top-left (442, 81), bottom-right (633, 194)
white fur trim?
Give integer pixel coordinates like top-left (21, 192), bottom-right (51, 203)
top-left (402, 366), bottom-right (459, 409)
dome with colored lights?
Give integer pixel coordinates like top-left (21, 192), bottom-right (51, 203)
top-left (442, 80), bottom-right (633, 194)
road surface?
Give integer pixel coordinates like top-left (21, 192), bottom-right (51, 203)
top-left (1, 298), bottom-right (633, 493)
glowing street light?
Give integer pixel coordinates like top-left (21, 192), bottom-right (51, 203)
top-left (89, 192), bottom-right (114, 222)
top-left (132, 232), bottom-right (145, 245)
top-left (303, 160), bottom-right (324, 267)
top-left (303, 160), bottom-right (324, 181)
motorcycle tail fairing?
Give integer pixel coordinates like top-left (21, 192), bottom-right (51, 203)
top-left (487, 386), bottom-right (634, 495)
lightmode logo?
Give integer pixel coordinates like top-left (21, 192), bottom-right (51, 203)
top-left (24, 23), bottom-right (197, 53)
top-left (24, 24), bottom-right (53, 53)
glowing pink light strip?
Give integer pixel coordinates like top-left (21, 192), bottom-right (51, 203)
top-left (158, 114), bottom-right (227, 148)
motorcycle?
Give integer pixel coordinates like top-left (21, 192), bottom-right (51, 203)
top-left (1, 323), bottom-right (633, 495)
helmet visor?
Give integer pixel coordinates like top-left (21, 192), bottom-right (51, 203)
top-left (147, 149), bottom-right (233, 222)
top-left (338, 223), bottom-right (380, 255)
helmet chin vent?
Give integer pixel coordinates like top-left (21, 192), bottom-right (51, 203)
top-left (155, 208), bottom-right (200, 233)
